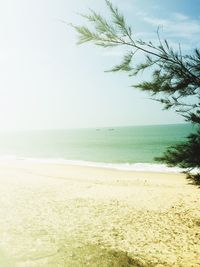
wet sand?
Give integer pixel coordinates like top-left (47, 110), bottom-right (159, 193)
top-left (0, 160), bottom-right (199, 266)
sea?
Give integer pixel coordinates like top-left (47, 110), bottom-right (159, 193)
top-left (0, 123), bottom-right (196, 173)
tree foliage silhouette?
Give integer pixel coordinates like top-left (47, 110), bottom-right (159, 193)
top-left (72, 0), bottom-right (200, 183)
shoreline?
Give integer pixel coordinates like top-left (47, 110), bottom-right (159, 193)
top-left (0, 160), bottom-right (199, 266)
top-left (0, 156), bottom-right (184, 174)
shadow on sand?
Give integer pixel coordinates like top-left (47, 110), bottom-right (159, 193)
top-left (47, 243), bottom-right (154, 267)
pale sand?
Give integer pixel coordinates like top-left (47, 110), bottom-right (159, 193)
top-left (0, 160), bottom-right (199, 267)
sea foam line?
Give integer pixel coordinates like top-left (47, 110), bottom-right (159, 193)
top-left (0, 155), bottom-right (186, 173)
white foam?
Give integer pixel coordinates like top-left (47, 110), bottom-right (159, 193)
top-left (0, 155), bottom-right (191, 173)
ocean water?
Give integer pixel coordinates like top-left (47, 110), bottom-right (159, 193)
top-left (0, 124), bottom-right (196, 172)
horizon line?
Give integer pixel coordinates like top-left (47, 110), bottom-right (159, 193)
top-left (0, 122), bottom-right (191, 133)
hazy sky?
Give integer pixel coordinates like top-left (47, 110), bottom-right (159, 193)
top-left (0, 0), bottom-right (200, 130)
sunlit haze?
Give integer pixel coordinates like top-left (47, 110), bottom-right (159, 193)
top-left (0, 0), bottom-right (200, 130)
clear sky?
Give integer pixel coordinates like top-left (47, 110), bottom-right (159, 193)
top-left (0, 0), bottom-right (200, 130)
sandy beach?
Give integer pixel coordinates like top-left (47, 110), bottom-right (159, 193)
top-left (0, 160), bottom-right (199, 267)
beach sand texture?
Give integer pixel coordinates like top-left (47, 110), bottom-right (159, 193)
top-left (0, 160), bottom-right (199, 267)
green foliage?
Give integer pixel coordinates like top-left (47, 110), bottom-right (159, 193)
top-left (106, 52), bottom-right (133, 72)
top-left (156, 129), bottom-right (200, 169)
top-left (156, 129), bottom-right (200, 184)
top-left (72, 0), bottom-right (200, 181)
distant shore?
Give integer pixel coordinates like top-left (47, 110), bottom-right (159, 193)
top-left (0, 160), bottom-right (199, 267)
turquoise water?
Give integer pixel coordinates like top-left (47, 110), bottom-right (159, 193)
top-left (0, 124), bottom-right (196, 164)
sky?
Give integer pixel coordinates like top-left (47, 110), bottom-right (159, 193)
top-left (0, 0), bottom-right (200, 130)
